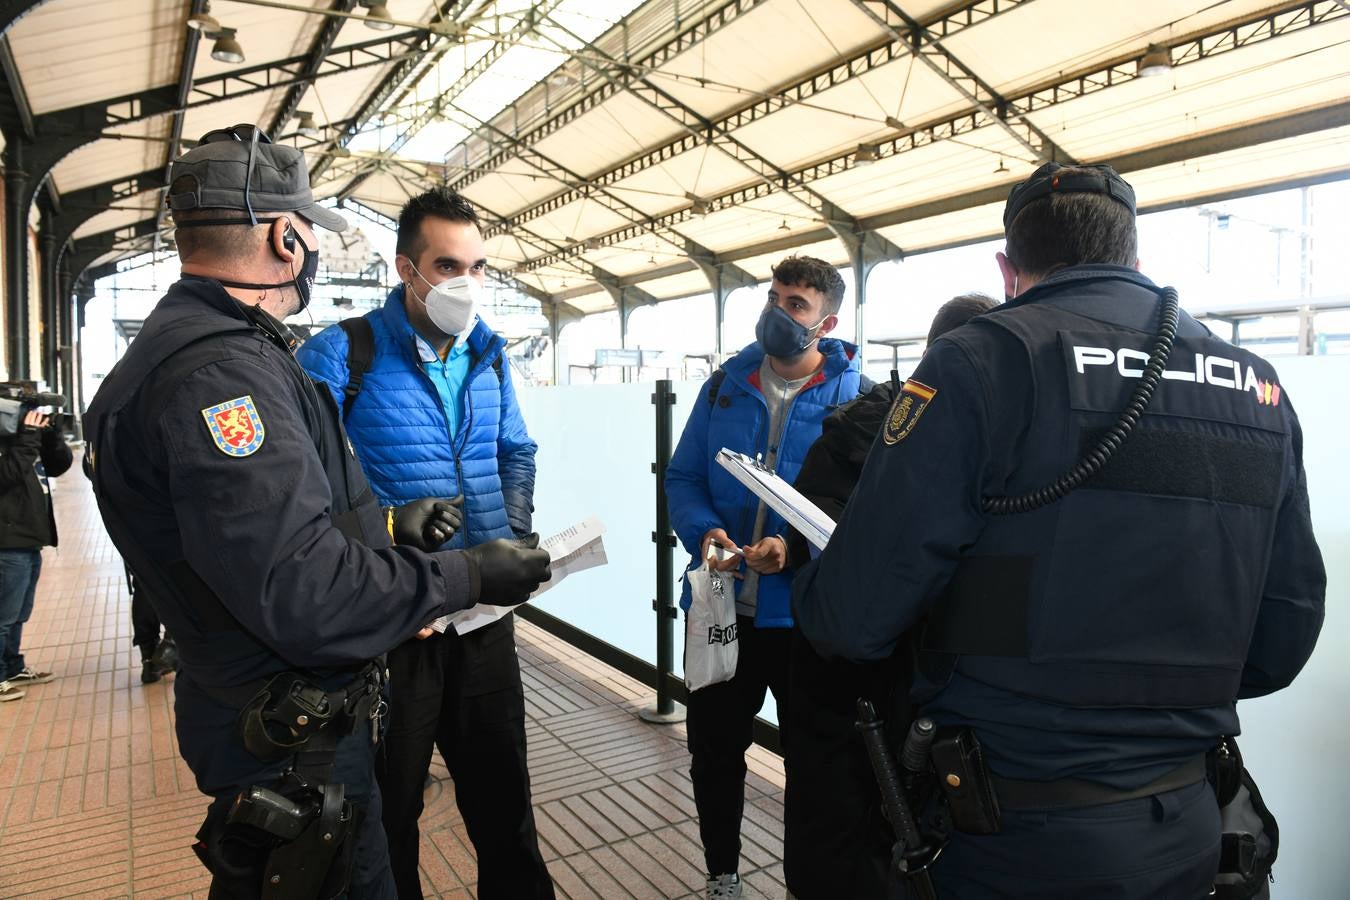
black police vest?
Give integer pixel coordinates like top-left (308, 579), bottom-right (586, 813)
top-left (85, 281), bottom-right (387, 695)
top-left (923, 298), bottom-right (1293, 709)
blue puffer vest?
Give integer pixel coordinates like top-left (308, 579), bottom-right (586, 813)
top-left (665, 337), bottom-right (863, 628)
top-left (296, 287), bottom-right (537, 548)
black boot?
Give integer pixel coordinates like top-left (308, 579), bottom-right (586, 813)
top-left (141, 657), bottom-right (162, 684)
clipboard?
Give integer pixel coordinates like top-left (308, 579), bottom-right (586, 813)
top-left (715, 448), bottom-right (835, 550)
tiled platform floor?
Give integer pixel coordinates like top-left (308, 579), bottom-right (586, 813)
top-left (0, 476), bottom-right (787, 898)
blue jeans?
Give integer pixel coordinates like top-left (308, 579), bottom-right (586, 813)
top-left (0, 549), bottom-right (42, 680)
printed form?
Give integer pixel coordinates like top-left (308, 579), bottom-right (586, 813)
top-left (430, 516), bottom-right (607, 635)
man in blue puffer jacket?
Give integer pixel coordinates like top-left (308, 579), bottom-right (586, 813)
top-left (297, 188), bottom-right (551, 899)
top-left (665, 255), bottom-right (864, 900)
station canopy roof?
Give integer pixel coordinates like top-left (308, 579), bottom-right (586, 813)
top-left (4, 0), bottom-right (1348, 315)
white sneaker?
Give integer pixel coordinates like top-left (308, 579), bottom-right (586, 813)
top-left (0, 680), bottom-right (25, 702)
top-left (707, 873), bottom-right (742, 899)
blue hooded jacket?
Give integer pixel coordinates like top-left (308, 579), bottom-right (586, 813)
top-left (665, 337), bottom-right (863, 628)
top-left (296, 286), bottom-right (536, 547)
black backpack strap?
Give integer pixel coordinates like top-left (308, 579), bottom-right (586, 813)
top-left (492, 354), bottom-right (503, 382)
top-left (338, 317), bottom-right (375, 420)
top-left (705, 367), bottom-right (727, 406)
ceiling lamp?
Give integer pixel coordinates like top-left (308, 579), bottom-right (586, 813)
top-left (295, 110), bottom-right (320, 134)
top-left (361, 1), bottom-right (396, 31)
top-left (853, 143), bottom-right (880, 166)
top-left (329, 145), bottom-right (352, 158)
top-left (186, 1), bottom-right (220, 32)
top-left (685, 192), bottom-right (710, 217)
top-left (777, 219), bottom-right (790, 232)
top-left (993, 157), bottom-right (1009, 174)
top-left (548, 71), bottom-right (578, 88)
top-left (209, 27), bottom-right (244, 64)
top-left (1138, 43), bottom-right (1172, 77)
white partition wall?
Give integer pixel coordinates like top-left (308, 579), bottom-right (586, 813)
top-left (514, 380), bottom-right (701, 674)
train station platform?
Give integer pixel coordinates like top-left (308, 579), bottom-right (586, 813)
top-left (0, 475), bottom-right (787, 899)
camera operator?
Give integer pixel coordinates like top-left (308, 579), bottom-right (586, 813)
top-left (0, 407), bottom-right (72, 701)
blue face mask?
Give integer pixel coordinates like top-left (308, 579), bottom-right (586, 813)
top-left (755, 302), bottom-right (826, 360)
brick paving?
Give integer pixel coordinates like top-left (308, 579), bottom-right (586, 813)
top-left (0, 475), bottom-right (786, 898)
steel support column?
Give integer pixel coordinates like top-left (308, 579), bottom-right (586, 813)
top-left (688, 246), bottom-right (758, 358)
top-left (4, 143), bottom-right (28, 379)
top-left (38, 198), bottom-right (58, 388)
top-left (56, 261), bottom-right (72, 403)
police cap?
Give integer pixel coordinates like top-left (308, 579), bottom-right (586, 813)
top-left (167, 124), bottom-right (347, 232)
top-left (1003, 162), bottom-right (1135, 230)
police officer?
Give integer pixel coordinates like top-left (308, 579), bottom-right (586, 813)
top-left (84, 125), bottom-right (551, 898)
top-left (794, 163), bottom-right (1326, 897)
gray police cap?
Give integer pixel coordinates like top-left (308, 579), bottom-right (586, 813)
top-left (166, 125), bottom-right (347, 232)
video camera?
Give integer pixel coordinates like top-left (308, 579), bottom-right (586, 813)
top-left (0, 383), bottom-right (68, 438)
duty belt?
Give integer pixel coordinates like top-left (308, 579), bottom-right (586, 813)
top-left (990, 755), bottom-right (1208, 812)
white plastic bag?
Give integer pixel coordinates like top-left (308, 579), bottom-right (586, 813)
top-left (684, 562), bottom-right (739, 691)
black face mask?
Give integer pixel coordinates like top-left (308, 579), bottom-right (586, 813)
top-left (176, 217), bottom-right (318, 311)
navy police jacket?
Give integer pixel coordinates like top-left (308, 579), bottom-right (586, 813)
top-left (795, 266), bottom-right (1325, 786)
top-left (84, 277), bottom-right (479, 795)
top-left (667, 337), bottom-right (863, 628)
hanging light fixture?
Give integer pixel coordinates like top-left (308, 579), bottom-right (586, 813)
top-left (1137, 43), bottom-right (1172, 77)
top-left (329, 145), bottom-right (352, 158)
top-left (993, 157), bottom-right (1009, 174)
top-left (778, 219), bottom-right (790, 232)
top-left (209, 27), bottom-right (244, 64)
top-left (853, 143), bottom-right (880, 166)
top-left (186, 1), bottom-right (220, 32)
top-left (361, 0), bottom-right (396, 31)
top-left (295, 110), bottom-right (320, 135)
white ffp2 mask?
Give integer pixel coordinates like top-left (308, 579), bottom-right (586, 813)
top-left (410, 267), bottom-right (480, 337)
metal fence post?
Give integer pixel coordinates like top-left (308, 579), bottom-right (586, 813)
top-left (640, 378), bottom-right (686, 724)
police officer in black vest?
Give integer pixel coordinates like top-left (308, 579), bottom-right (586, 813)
top-left (84, 126), bottom-right (551, 899)
top-left (793, 163), bottom-right (1325, 897)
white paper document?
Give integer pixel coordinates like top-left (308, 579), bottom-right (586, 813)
top-left (430, 516), bottom-right (608, 635)
top-left (715, 448), bottom-right (836, 550)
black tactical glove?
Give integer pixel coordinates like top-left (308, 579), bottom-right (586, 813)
top-left (391, 496), bottom-right (463, 551)
top-left (462, 534), bottom-right (552, 606)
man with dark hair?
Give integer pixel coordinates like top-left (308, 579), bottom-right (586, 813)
top-left (84, 127), bottom-right (551, 898)
top-left (782, 292), bottom-right (996, 899)
top-left (666, 254), bottom-right (864, 899)
top-left (795, 163), bottom-right (1324, 896)
top-left (298, 186), bottom-right (551, 899)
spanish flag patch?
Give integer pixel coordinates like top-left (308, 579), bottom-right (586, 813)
top-left (882, 379), bottom-right (936, 446)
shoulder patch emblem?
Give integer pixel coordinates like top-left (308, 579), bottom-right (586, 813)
top-left (882, 379), bottom-right (937, 446)
top-left (202, 395), bottom-right (266, 457)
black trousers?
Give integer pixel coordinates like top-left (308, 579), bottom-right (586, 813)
top-left (783, 628), bottom-right (910, 899)
top-left (685, 616), bottom-right (791, 877)
top-left (128, 569), bottom-right (161, 654)
top-left (378, 615), bottom-right (553, 900)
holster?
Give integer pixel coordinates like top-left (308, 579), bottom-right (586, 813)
top-left (930, 728), bottom-right (1001, 835)
top-left (238, 664), bottom-right (381, 764)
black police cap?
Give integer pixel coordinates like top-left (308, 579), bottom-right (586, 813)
top-left (1003, 162), bottom-right (1136, 230)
